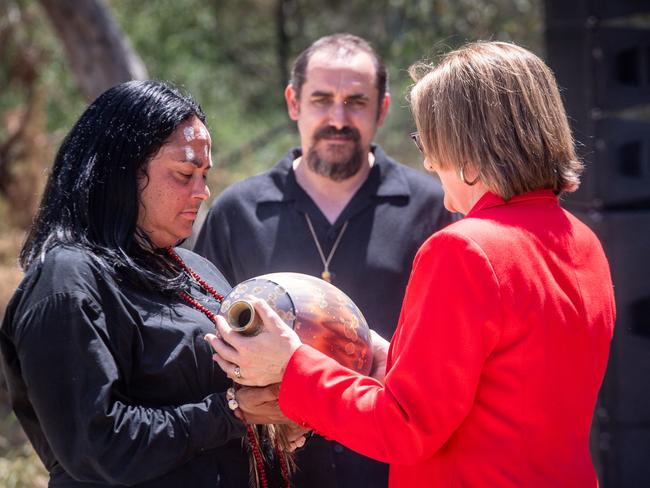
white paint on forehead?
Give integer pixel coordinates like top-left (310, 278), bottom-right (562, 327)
top-left (184, 146), bottom-right (195, 160)
top-left (335, 46), bottom-right (351, 58)
top-left (183, 126), bottom-right (195, 141)
top-left (197, 126), bottom-right (208, 139)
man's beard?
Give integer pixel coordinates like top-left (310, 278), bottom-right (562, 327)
top-left (306, 126), bottom-right (364, 182)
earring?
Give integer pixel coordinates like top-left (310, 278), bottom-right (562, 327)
top-left (459, 166), bottom-right (479, 186)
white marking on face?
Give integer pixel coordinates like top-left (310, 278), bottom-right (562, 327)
top-left (197, 126), bottom-right (208, 139)
top-left (183, 126), bottom-right (195, 141)
top-left (335, 47), bottom-right (348, 58)
top-left (204, 145), bottom-right (209, 158)
top-left (184, 146), bottom-right (195, 160)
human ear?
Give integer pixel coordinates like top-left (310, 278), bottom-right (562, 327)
top-left (376, 93), bottom-right (391, 127)
top-left (285, 84), bottom-right (300, 121)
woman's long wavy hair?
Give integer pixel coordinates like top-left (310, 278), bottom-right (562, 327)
top-left (20, 80), bottom-right (205, 293)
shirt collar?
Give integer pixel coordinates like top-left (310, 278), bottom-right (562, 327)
top-left (255, 145), bottom-right (412, 204)
top-left (466, 188), bottom-right (559, 216)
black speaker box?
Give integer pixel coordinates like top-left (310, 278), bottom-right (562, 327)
top-left (546, 0), bottom-right (650, 23)
top-left (545, 0), bottom-right (650, 209)
top-left (578, 118), bottom-right (650, 210)
top-left (571, 207), bottom-right (650, 487)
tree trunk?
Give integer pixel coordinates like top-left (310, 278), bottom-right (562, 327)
top-left (38, 0), bottom-right (148, 102)
top-left (276, 0), bottom-right (291, 90)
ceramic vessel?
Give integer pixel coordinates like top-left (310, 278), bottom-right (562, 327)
top-left (218, 272), bottom-right (372, 375)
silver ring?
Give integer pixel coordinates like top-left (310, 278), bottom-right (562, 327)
top-left (234, 365), bottom-right (241, 379)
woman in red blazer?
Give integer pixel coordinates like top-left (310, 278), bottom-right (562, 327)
top-left (207, 41), bottom-right (615, 487)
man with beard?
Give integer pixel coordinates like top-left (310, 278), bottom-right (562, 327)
top-left (194, 33), bottom-right (453, 488)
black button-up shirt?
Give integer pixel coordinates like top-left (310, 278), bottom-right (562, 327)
top-left (196, 146), bottom-right (453, 339)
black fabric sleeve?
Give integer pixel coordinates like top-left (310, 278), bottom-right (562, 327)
top-left (13, 291), bottom-right (245, 486)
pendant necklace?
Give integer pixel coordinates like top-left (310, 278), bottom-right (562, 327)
top-left (303, 213), bottom-right (349, 283)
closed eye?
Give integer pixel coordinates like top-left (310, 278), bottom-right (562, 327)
top-left (345, 96), bottom-right (369, 107)
top-left (311, 96), bottom-right (332, 107)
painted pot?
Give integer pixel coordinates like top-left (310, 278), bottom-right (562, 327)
top-left (218, 272), bottom-right (372, 375)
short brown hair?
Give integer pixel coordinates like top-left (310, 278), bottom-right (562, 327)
top-left (290, 33), bottom-right (388, 114)
top-left (409, 41), bottom-right (582, 200)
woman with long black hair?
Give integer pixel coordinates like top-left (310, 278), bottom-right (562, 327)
top-left (0, 80), bottom-right (290, 487)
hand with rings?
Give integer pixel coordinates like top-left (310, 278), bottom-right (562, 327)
top-left (233, 384), bottom-right (290, 424)
top-left (204, 298), bottom-right (302, 387)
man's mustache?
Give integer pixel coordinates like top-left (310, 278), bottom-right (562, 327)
top-left (313, 126), bottom-right (361, 142)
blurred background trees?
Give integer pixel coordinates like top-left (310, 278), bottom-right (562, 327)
top-left (0, 0), bottom-right (542, 485)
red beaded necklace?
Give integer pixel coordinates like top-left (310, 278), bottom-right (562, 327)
top-left (165, 247), bottom-right (224, 318)
top-left (165, 247), bottom-right (290, 488)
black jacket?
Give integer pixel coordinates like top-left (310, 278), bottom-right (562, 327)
top-left (0, 246), bottom-right (248, 487)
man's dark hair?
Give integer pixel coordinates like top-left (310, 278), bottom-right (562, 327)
top-left (290, 33), bottom-right (388, 113)
top-left (20, 80), bottom-right (205, 293)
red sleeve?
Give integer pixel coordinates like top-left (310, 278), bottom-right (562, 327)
top-left (279, 231), bottom-right (502, 464)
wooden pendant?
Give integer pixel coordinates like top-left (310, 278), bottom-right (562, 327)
top-left (321, 270), bottom-right (331, 282)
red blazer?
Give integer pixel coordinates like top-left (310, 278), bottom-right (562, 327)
top-left (279, 190), bottom-right (615, 487)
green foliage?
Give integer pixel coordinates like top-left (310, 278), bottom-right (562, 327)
top-left (105, 0), bottom-right (543, 191)
top-left (0, 408), bottom-right (47, 487)
top-left (1, 0), bottom-right (544, 191)
top-left (0, 0), bottom-right (86, 131)
top-left (0, 445), bottom-right (47, 488)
